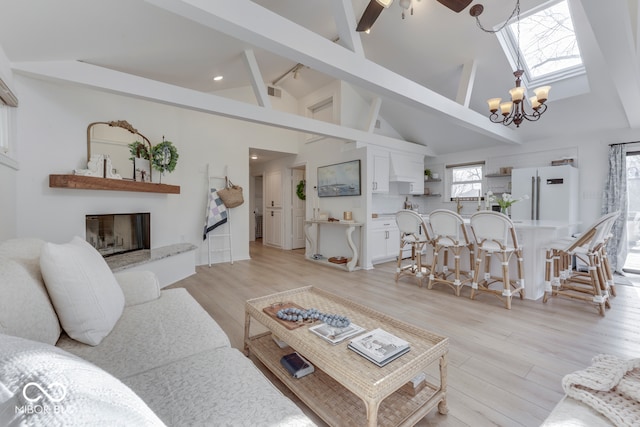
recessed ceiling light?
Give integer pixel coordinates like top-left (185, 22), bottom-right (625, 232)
top-left (250, 154), bottom-right (258, 160)
top-left (213, 75), bottom-right (223, 81)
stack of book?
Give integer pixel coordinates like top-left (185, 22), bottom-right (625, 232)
top-left (348, 328), bottom-right (410, 367)
top-left (309, 322), bottom-right (365, 345)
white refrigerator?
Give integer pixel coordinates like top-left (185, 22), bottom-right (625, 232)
top-left (509, 165), bottom-right (579, 224)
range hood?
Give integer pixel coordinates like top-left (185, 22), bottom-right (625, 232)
top-left (389, 153), bottom-right (423, 182)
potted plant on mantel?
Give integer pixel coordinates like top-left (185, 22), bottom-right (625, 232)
top-left (128, 141), bottom-right (151, 182)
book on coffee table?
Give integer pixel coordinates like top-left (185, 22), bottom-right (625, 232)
top-left (348, 328), bottom-right (410, 367)
top-left (280, 352), bottom-right (315, 379)
top-left (308, 322), bottom-right (365, 345)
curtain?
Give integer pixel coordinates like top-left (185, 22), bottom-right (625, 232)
top-left (602, 145), bottom-right (628, 272)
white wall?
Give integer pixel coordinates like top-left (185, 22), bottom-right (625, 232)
top-left (0, 158), bottom-right (17, 241)
top-left (13, 75), bottom-right (299, 265)
top-left (422, 132), bottom-right (636, 230)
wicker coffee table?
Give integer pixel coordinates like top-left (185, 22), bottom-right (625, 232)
top-left (244, 286), bottom-right (449, 427)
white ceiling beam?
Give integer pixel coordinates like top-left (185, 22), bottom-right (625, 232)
top-left (330, 0), bottom-right (365, 56)
top-left (579, 0), bottom-right (640, 128)
top-left (455, 60), bottom-right (477, 108)
top-left (366, 97), bottom-right (382, 132)
top-left (242, 49), bottom-right (271, 108)
top-left (145, 0), bottom-right (521, 145)
top-left (13, 60), bottom-right (435, 156)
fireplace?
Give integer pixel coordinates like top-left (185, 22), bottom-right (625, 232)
top-left (86, 213), bottom-right (150, 257)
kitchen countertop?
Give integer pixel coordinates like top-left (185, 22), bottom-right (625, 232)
top-left (372, 213), bottom-right (576, 230)
top-left (373, 212), bottom-right (427, 220)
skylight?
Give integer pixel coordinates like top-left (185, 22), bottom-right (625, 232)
top-left (503, 0), bottom-right (583, 84)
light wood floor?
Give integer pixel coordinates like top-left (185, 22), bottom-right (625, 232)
top-left (169, 242), bottom-right (640, 426)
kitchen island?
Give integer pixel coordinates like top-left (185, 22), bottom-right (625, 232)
top-left (509, 219), bottom-right (575, 300)
top-left (375, 213), bottom-right (575, 301)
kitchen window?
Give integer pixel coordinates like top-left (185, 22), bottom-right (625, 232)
top-left (0, 77), bottom-right (18, 162)
top-left (446, 162), bottom-right (484, 201)
top-left (0, 103), bottom-right (8, 155)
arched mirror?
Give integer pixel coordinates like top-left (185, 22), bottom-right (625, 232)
top-left (87, 120), bottom-right (152, 181)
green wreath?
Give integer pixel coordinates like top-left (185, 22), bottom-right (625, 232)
top-left (128, 141), bottom-right (150, 161)
top-left (296, 179), bottom-right (306, 200)
top-left (151, 140), bottom-right (179, 173)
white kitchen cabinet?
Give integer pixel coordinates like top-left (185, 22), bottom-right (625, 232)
top-left (370, 219), bottom-right (401, 264)
top-left (371, 150), bottom-right (390, 193)
top-left (390, 154), bottom-right (424, 194)
top-left (397, 181), bottom-right (423, 195)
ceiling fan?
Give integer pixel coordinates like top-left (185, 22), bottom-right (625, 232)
top-left (356, 0), bottom-right (473, 32)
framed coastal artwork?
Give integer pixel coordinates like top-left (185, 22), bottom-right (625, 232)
top-left (317, 160), bottom-right (361, 197)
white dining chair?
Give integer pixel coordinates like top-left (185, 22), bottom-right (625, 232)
top-left (543, 211), bottom-right (619, 316)
top-left (395, 210), bottom-right (431, 286)
top-left (469, 211), bottom-right (525, 309)
top-left (426, 209), bottom-right (474, 296)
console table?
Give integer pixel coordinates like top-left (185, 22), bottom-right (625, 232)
top-left (304, 220), bottom-right (363, 272)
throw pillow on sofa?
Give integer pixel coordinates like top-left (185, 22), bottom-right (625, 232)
top-left (0, 255), bottom-right (61, 345)
top-left (40, 236), bottom-right (125, 346)
top-left (0, 333), bottom-right (165, 426)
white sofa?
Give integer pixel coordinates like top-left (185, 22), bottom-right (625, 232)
top-left (0, 238), bottom-right (315, 426)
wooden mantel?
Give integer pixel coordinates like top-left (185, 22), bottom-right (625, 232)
top-left (49, 174), bottom-right (180, 194)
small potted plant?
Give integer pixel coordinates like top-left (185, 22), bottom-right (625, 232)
top-left (424, 168), bottom-right (432, 180)
top-left (487, 191), bottom-right (529, 216)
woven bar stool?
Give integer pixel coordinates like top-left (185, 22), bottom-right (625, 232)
top-left (426, 209), bottom-right (474, 296)
top-left (599, 215), bottom-right (619, 297)
top-left (395, 210), bottom-right (431, 286)
top-left (543, 211), bottom-right (619, 316)
top-left (469, 211), bottom-right (525, 309)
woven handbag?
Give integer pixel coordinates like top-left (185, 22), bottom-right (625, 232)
top-left (218, 178), bottom-right (244, 208)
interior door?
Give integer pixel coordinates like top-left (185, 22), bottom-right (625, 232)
top-left (291, 168), bottom-right (306, 249)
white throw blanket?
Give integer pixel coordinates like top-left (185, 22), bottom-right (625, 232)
top-left (563, 354), bottom-right (640, 427)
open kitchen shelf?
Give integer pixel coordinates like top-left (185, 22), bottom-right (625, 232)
top-left (49, 174), bottom-right (180, 194)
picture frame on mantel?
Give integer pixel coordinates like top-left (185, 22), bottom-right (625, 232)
top-left (134, 157), bottom-right (152, 182)
top-left (317, 160), bottom-right (361, 197)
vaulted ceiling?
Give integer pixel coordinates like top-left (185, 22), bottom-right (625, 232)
top-left (0, 0), bottom-right (639, 154)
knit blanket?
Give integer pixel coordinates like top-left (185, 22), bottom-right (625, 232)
top-left (563, 354), bottom-right (640, 427)
top-left (203, 188), bottom-right (228, 240)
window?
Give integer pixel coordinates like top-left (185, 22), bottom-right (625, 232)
top-left (0, 77), bottom-right (18, 157)
top-left (447, 162), bottom-right (484, 200)
top-left (0, 103), bottom-right (8, 154)
top-left (500, 0), bottom-right (584, 86)
top-left (624, 151), bottom-right (640, 273)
